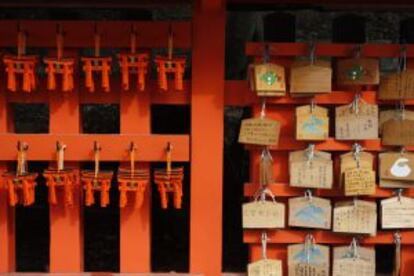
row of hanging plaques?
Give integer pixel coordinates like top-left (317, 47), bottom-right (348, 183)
top-left (240, 100), bottom-right (414, 146)
top-left (250, 44), bottom-right (414, 100)
top-left (2, 26), bottom-right (186, 93)
top-left (248, 232), bottom-right (399, 276)
top-left (242, 188), bottom-right (413, 234)
top-left (1, 141), bottom-right (184, 210)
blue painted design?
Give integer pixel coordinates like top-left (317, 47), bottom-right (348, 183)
top-left (302, 115), bottom-right (323, 134)
top-left (293, 247), bottom-right (323, 264)
top-left (294, 204), bottom-right (325, 225)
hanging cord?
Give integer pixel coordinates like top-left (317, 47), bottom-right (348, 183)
top-left (261, 231), bottom-right (269, 260)
top-left (349, 237), bottom-right (360, 259)
top-left (130, 24), bottom-right (137, 54)
top-left (351, 93), bottom-right (361, 115)
top-left (399, 45), bottom-right (407, 74)
top-left (129, 142), bottom-right (136, 178)
top-left (17, 141), bottom-right (28, 176)
top-left (94, 141), bottom-right (101, 179)
top-left (56, 141), bottom-right (66, 172)
top-left (305, 143), bottom-right (315, 166)
top-left (260, 98), bottom-right (267, 119)
top-left (352, 143), bottom-right (363, 169)
top-left (260, 147), bottom-right (273, 188)
top-left (309, 41), bottom-right (316, 66)
top-left (304, 234), bottom-right (315, 264)
top-left (393, 231), bottom-right (401, 276)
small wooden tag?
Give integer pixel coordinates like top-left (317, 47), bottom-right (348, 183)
top-left (333, 246), bottom-right (375, 276)
top-left (344, 167), bottom-right (376, 196)
top-left (248, 259), bottom-right (283, 276)
top-left (380, 152), bottom-right (414, 181)
top-left (242, 201), bottom-right (285, 229)
top-left (379, 110), bottom-right (414, 134)
top-left (379, 152), bottom-right (414, 188)
top-left (239, 117), bottom-right (280, 146)
top-left (381, 196), bottom-right (414, 229)
top-left (290, 60), bottom-right (332, 94)
top-left (288, 243), bottom-right (330, 276)
top-left (337, 58), bottom-right (379, 86)
top-left (250, 63), bottom-right (286, 97)
top-left (288, 196), bottom-right (332, 229)
top-left (382, 118), bottom-right (414, 146)
top-left (340, 151), bottom-right (373, 186)
top-left (335, 101), bottom-right (378, 140)
top-left (289, 150), bottom-right (333, 189)
top-left (379, 70), bottom-right (414, 100)
top-left (333, 200), bottom-right (377, 235)
top-left (296, 105), bottom-right (329, 141)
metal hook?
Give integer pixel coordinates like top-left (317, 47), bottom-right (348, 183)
top-left (400, 146), bottom-right (406, 156)
top-left (353, 196), bottom-right (358, 208)
top-left (395, 188), bottom-right (404, 203)
top-left (305, 189), bottom-right (313, 202)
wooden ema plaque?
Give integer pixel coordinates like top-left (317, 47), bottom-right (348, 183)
top-left (288, 195), bottom-right (332, 229)
top-left (290, 60), bottom-right (332, 94)
top-left (332, 245), bottom-right (375, 276)
top-left (379, 70), bottom-right (414, 100)
top-left (336, 58), bottom-right (379, 86)
top-left (249, 62), bottom-right (286, 97)
top-left (288, 242), bottom-right (330, 276)
top-left (379, 110), bottom-right (414, 133)
top-left (335, 100), bottom-right (378, 140)
top-left (248, 259), bottom-right (283, 276)
top-left (379, 152), bottom-right (414, 188)
top-left (381, 196), bottom-right (414, 229)
top-left (340, 151), bottom-right (374, 185)
top-left (295, 105), bottom-right (329, 141)
top-left (382, 117), bottom-right (414, 146)
top-left (289, 149), bottom-right (333, 189)
top-left (242, 200), bottom-right (285, 229)
top-left (344, 167), bottom-right (376, 196)
top-left (333, 200), bottom-right (377, 235)
top-left (239, 117), bottom-right (281, 146)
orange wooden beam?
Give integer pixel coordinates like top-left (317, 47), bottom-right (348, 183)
top-left (48, 53), bottom-right (83, 272)
top-left (119, 65), bottom-right (151, 272)
top-left (190, 1), bottom-right (225, 275)
top-left (244, 182), bottom-right (414, 198)
top-left (244, 230), bottom-right (414, 245)
top-left (0, 20), bottom-right (191, 49)
top-left (0, 134), bottom-right (189, 161)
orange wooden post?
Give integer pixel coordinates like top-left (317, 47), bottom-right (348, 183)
top-left (48, 53), bottom-right (83, 272)
top-left (119, 82), bottom-right (151, 272)
top-left (190, 1), bottom-right (225, 275)
top-left (0, 88), bottom-right (15, 272)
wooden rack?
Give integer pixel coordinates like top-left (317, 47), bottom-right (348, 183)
top-left (242, 42), bottom-right (414, 275)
